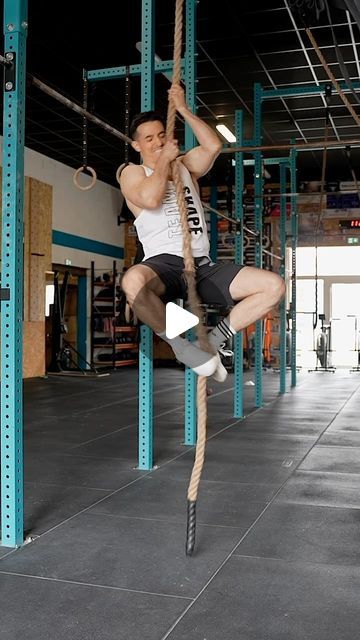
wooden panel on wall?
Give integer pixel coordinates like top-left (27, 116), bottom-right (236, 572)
top-left (23, 321), bottom-right (45, 378)
top-left (29, 254), bottom-right (45, 321)
top-left (22, 178), bottom-right (53, 377)
top-left (23, 177), bottom-right (31, 322)
top-left (29, 178), bottom-right (53, 269)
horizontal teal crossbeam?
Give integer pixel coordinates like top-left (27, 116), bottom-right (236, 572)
top-left (262, 80), bottom-right (360, 100)
top-left (52, 230), bottom-right (124, 259)
top-left (87, 59), bottom-right (184, 82)
top-left (243, 157), bottom-right (290, 166)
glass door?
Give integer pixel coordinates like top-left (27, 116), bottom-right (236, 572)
top-left (331, 283), bottom-right (360, 367)
top-left (296, 278), bottom-right (324, 369)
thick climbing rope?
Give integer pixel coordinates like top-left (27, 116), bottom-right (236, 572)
top-left (305, 27), bottom-right (360, 128)
top-left (307, 26), bottom-right (360, 242)
top-left (167, 0), bottom-right (215, 556)
top-left (313, 119), bottom-right (329, 330)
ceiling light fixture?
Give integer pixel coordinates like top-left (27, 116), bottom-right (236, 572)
top-left (216, 124), bottom-right (236, 143)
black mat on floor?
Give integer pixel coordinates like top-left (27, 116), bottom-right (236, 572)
top-left (1, 369), bottom-right (360, 639)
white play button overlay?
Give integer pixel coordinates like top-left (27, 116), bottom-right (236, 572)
top-left (165, 302), bottom-right (199, 339)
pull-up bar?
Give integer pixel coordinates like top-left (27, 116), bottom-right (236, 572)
top-left (221, 137), bottom-right (360, 154)
top-left (30, 76), bottom-right (132, 145)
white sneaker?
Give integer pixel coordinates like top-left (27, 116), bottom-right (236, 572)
top-left (212, 351), bottom-right (228, 382)
top-left (193, 340), bottom-right (228, 382)
top-left (174, 341), bottom-right (218, 377)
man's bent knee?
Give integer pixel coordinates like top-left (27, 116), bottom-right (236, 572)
top-left (121, 266), bottom-right (164, 304)
top-left (268, 273), bottom-right (286, 306)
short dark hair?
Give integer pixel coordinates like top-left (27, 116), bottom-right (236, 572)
top-left (130, 111), bottom-right (166, 140)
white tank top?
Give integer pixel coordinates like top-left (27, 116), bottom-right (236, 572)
top-left (133, 162), bottom-right (210, 260)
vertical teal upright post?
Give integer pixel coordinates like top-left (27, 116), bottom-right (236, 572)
top-left (1, 0), bottom-right (28, 547)
top-left (253, 83), bottom-right (263, 407)
top-left (184, 0), bottom-right (196, 150)
top-left (138, 0), bottom-right (155, 469)
top-left (234, 110), bottom-right (244, 417)
top-left (290, 147), bottom-right (298, 387)
top-left (77, 275), bottom-right (87, 366)
top-left (209, 184), bottom-right (218, 262)
top-left (184, 0), bottom-right (198, 446)
top-left (184, 329), bottom-right (196, 445)
top-left (279, 163), bottom-right (287, 394)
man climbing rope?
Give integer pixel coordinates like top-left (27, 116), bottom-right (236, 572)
top-left (120, 84), bottom-right (285, 381)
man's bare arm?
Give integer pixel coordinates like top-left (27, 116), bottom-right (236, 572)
top-left (120, 140), bottom-right (178, 210)
top-left (169, 84), bottom-right (222, 178)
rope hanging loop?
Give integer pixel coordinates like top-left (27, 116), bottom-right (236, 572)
top-left (73, 69), bottom-right (97, 191)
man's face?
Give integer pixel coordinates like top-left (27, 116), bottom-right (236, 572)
top-left (131, 120), bottom-right (166, 166)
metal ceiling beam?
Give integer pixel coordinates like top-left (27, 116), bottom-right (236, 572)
top-left (260, 42), bottom-right (360, 57)
top-left (266, 103), bottom-right (360, 114)
top-left (258, 60), bottom-right (358, 74)
top-left (284, 0), bottom-right (342, 141)
top-left (223, 0), bottom-right (308, 143)
top-left (347, 10), bottom-right (360, 79)
top-left (197, 41), bottom-right (254, 119)
top-left (252, 20), bottom-right (357, 37)
top-left (220, 137), bottom-right (360, 154)
top-left (262, 80), bottom-right (360, 99)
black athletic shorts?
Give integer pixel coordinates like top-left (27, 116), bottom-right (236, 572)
top-left (141, 253), bottom-right (244, 307)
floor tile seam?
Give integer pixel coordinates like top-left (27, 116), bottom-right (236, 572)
top-left (231, 552), bottom-right (360, 569)
top-left (139, 380), bottom-right (337, 477)
top-left (34, 448), bottom-right (155, 465)
top-left (26, 379), bottom-right (140, 403)
top-left (33, 376), bottom-right (308, 456)
top-left (20, 471), bottom-right (157, 542)
top-left (159, 381), bottom-right (360, 638)
top-left (0, 570), bottom-right (194, 600)
top-left (224, 433), bottom-right (320, 441)
top-left (159, 496), bottom-right (286, 640)
top-left (316, 443), bottom-right (360, 450)
top-left (145, 477), bottom-right (281, 488)
top-left (25, 480), bottom-right (113, 492)
top-left (269, 378), bottom-right (360, 474)
top-left (23, 430), bottom-right (228, 540)
top-left (22, 415), bottom-right (261, 543)
top-left (67, 385), bottom-right (238, 450)
top-left (296, 468), bottom-right (360, 478)
top-left (21, 379), bottom-right (338, 569)
top-left (81, 509), bottom-right (265, 529)
top-left (66, 383), bottom-right (185, 418)
top-left (67, 406), bottom-right (186, 449)
top-left (289, 469), bottom-right (360, 479)
top-left (272, 498), bottom-right (360, 510)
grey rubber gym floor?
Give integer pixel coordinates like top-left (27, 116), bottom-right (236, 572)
top-left (1, 366), bottom-right (360, 639)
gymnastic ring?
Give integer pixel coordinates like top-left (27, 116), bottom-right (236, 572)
top-left (244, 236), bottom-right (250, 249)
top-left (262, 235), bottom-right (271, 249)
top-left (116, 163), bottom-right (127, 185)
top-left (73, 166), bottom-right (97, 191)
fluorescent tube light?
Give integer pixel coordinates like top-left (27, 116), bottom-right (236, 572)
top-left (216, 124), bottom-right (236, 143)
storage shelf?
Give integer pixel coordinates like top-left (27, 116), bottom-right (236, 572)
top-left (94, 343), bottom-right (138, 350)
top-left (91, 261), bottom-right (138, 369)
top-left (94, 359), bottom-right (138, 367)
